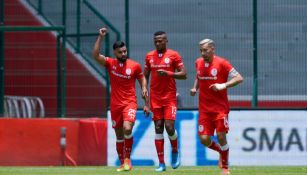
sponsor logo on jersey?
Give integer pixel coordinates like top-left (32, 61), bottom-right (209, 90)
top-left (111, 70), bottom-right (131, 79)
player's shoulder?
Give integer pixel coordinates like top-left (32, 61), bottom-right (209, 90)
top-left (167, 49), bottom-right (181, 56)
top-left (105, 57), bottom-right (115, 63)
top-left (214, 55), bottom-right (228, 62)
top-left (127, 59), bottom-right (142, 67)
top-left (195, 57), bottom-right (203, 64)
top-left (105, 56), bottom-right (114, 60)
top-left (146, 50), bottom-right (156, 57)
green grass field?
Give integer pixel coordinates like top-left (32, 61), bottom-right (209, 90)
top-left (0, 166), bottom-right (306, 175)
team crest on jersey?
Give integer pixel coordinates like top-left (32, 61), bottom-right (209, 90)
top-left (198, 125), bottom-right (204, 132)
top-left (211, 68), bottom-right (218, 76)
top-left (205, 63), bottom-right (209, 67)
top-left (164, 57), bottom-right (170, 64)
top-left (126, 68), bottom-right (131, 75)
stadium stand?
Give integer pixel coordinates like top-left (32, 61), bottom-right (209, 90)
top-left (4, 0), bottom-right (107, 117)
top-left (38, 0), bottom-right (307, 108)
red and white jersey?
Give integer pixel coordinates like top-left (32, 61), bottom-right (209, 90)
top-left (144, 49), bottom-right (184, 108)
top-left (105, 57), bottom-right (144, 110)
top-left (195, 55), bottom-right (237, 114)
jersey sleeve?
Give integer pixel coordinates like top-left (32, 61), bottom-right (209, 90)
top-left (195, 60), bottom-right (200, 80)
top-left (223, 59), bottom-right (238, 78)
top-left (173, 52), bottom-right (184, 70)
top-left (144, 54), bottom-right (151, 71)
top-left (104, 57), bottom-right (111, 69)
top-left (135, 63), bottom-right (144, 80)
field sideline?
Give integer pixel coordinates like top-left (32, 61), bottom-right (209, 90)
top-left (0, 166), bottom-right (306, 175)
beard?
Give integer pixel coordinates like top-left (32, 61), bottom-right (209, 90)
top-left (202, 56), bottom-right (211, 62)
top-left (117, 56), bottom-right (127, 62)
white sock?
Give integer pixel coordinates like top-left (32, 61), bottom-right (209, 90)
top-left (155, 133), bottom-right (164, 140)
top-left (124, 134), bottom-right (133, 139)
top-left (168, 130), bottom-right (177, 140)
top-left (116, 139), bottom-right (124, 143)
top-left (220, 144), bottom-right (229, 151)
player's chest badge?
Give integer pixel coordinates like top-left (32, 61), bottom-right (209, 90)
top-left (126, 68), bottom-right (131, 75)
top-left (211, 68), bottom-right (218, 76)
top-left (164, 57), bottom-right (170, 64)
top-left (205, 63), bottom-right (209, 67)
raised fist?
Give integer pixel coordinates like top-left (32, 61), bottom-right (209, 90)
top-left (99, 27), bottom-right (107, 37)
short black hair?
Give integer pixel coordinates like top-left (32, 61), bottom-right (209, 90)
top-left (113, 41), bottom-right (126, 50)
top-left (154, 31), bottom-right (166, 37)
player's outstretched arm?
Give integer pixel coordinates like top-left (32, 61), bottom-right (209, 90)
top-left (92, 27), bottom-right (107, 66)
top-left (190, 78), bottom-right (199, 96)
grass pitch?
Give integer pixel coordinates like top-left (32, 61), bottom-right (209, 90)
top-left (0, 166), bottom-right (306, 175)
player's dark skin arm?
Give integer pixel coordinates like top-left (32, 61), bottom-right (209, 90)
top-left (156, 67), bottom-right (187, 80)
top-left (143, 70), bottom-right (151, 116)
top-left (138, 76), bottom-right (150, 116)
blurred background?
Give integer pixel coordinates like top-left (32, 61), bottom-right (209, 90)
top-left (1, 0), bottom-right (307, 118)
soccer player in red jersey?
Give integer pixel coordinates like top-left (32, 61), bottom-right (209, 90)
top-left (190, 39), bottom-right (243, 175)
top-left (144, 31), bottom-right (187, 171)
top-left (93, 27), bottom-right (149, 172)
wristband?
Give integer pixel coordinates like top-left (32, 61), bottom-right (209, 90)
top-left (216, 83), bottom-right (227, 90)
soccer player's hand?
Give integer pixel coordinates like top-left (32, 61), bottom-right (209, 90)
top-left (143, 105), bottom-right (150, 117)
top-left (99, 27), bottom-right (107, 37)
top-left (190, 88), bottom-right (197, 96)
top-left (141, 88), bottom-right (148, 99)
top-left (209, 83), bottom-right (226, 91)
top-left (156, 69), bottom-right (173, 76)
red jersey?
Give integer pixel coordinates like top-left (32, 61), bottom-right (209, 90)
top-left (144, 49), bottom-right (184, 108)
top-left (105, 57), bottom-right (144, 110)
top-left (195, 55), bottom-right (234, 114)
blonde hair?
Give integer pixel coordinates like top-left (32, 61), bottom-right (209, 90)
top-left (199, 38), bottom-right (215, 47)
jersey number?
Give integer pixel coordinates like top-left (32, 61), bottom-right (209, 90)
top-left (128, 109), bottom-right (136, 119)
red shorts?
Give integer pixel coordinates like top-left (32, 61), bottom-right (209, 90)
top-left (151, 105), bottom-right (177, 121)
top-left (198, 112), bottom-right (229, 136)
top-left (110, 104), bottom-right (137, 128)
